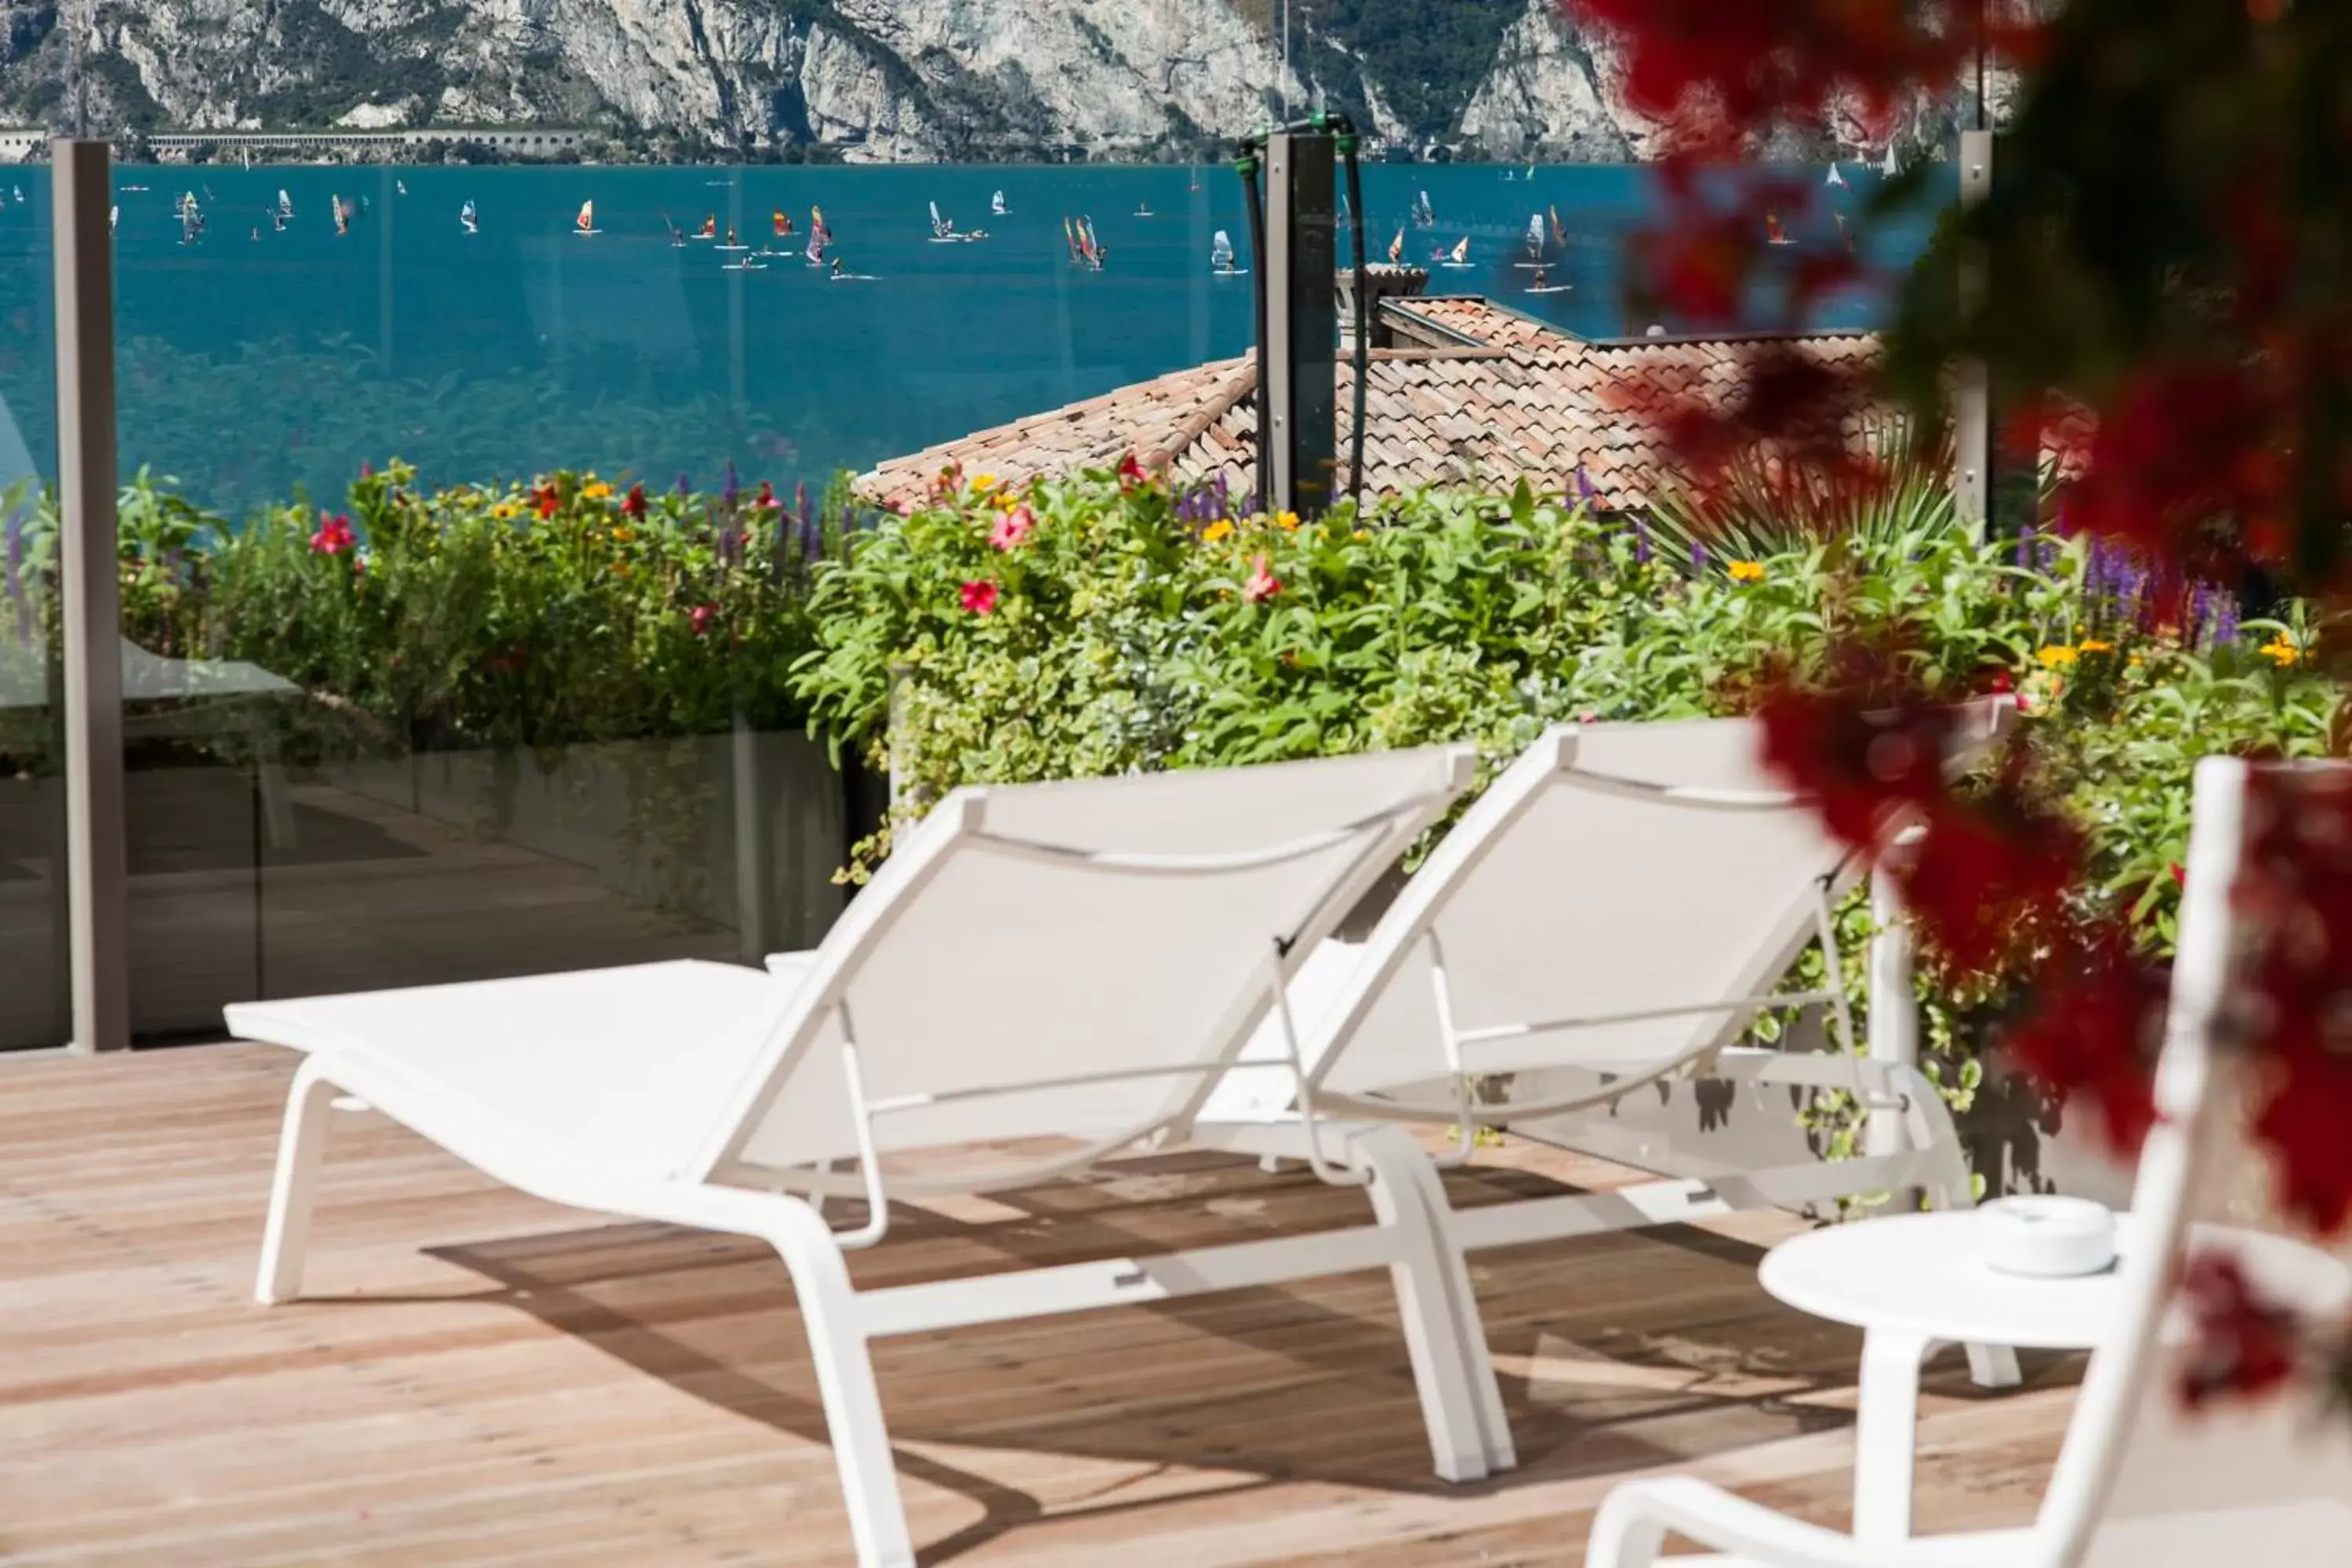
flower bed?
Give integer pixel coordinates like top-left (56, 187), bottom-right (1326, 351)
top-left (794, 462), bottom-right (2343, 1160)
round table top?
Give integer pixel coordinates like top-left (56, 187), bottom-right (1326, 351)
top-left (1759, 1210), bottom-right (2351, 1350)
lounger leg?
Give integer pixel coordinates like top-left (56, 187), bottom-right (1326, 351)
top-left (764, 1202), bottom-right (916, 1568)
top-left (256, 1057), bottom-right (340, 1305)
top-left (1348, 1126), bottom-right (1515, 1482)
top-left (1903, 1072), bottom-right (2024, 1392)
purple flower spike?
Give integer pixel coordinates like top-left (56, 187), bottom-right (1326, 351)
top-left (2212, 592), bottom-right (2239, 647)
top-left (676, 472), bottom-right (692, 497)
top-left (722, 461), bottom-right (739, 504)
top-left (796, 482), bottom-right (811, 532)
top-left (1689, 539), bottom-right (1706, 574)
top-left (2014, 520), bottom-right (2034, 569)
top-left (1633, 516), bottom-right (1652, 565)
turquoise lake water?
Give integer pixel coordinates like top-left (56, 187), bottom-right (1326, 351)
top-left (0, 162), bottom-right (1947, 514)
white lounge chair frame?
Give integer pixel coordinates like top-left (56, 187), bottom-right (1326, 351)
top-left (1191, 714), bottom-right (2024, 1446)
top-left (238, 748), bottom-right (1511, 1568)
top-left (1584, 755), bottom-right (2352, 1568)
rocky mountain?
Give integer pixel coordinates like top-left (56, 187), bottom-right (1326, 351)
top-left (0, 0), bottom-right (1953, 163)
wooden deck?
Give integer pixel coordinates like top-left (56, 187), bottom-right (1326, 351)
top-left (0, 1046), bottom-right (2078, 1566)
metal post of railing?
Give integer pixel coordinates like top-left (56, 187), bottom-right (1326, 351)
top-left (1951, 129), bottom-right (1994, 535)
top-left (731, 713), bottom-right (772, 964)
top-left (52, 137), bottom-right (129, 1054)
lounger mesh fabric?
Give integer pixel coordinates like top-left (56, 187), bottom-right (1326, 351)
top-left (1207, 720), bottom-right (1856, 1123)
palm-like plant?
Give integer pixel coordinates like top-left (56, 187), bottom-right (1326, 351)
top-left (1640, 418), bottom-right (2049, 573)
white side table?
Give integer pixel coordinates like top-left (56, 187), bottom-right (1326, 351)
top-left (1759, 1210), bottom-right (2349, 1546)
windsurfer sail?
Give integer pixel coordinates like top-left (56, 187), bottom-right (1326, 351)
top-left (333, 195), bottom-right (350, 238)
top-left (396, 179), bottom-right (408, 195)
top-left (929, 200), bottom-right (955, 240)
top-left (695, 214), bottom-right (716, 239)
top-left (1521, 212), bottom-right (1544, 263)
top-left (461, 199), bottom-right (478, 235)
top-left (1882, 139), bottom-right (1900, 176)
top-left (1210, 228), bottom-right (1243, 274)
top-left (1826, 164), bottom-right (1847, 188)
top-left (108, 205), bottom-right (118, 234)
top-left (1065, 216), bottom-right (1104, 270)
top-left (1411, 190), bottom-right (1435, 227)
top-left (1548, 206), bottom-right (1567, 248)
top-left (1441, 235), bottom-right (1472, 269)
top-left (772, 209), bottom-right (793, 238)
top-left (1765, 211), bottom-right (1792, 245)
top-left (1387, 227), bottom-right (1404, 266)
top-left (575, 200), bottom-right (599, 236)
top-left (992, 189), bottom-right (1007, 215)
top-left (276, 188), bottom-right (294, 221)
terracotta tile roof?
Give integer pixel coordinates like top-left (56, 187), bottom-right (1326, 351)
top-left (852, 296), bottom-right (1888, 514)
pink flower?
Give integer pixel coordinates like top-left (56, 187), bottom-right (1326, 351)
top-left (1243, 554), bottom-right (1282, 603)
top-left (989, 505), bottom-right (1036, 552)
top-left (310, 512), bottom-right (355, 555)
top-left (689, 604), bottom-right (717, 637)
top-left (959, 579), bottom-right (999, 615)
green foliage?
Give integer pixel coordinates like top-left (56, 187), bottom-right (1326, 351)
top-left (0, 463), bottom-right (844, 775)
top-left (797, 466), bottom-right (2345, 1134)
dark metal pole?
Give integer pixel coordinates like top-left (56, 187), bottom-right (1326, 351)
top-left (52, 136), bottom-right (129, 1052)
top-left (1953, 129), bottom-right (1994, 535)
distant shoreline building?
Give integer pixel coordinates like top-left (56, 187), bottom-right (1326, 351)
top-left (0, 126), bottom-right (591, 165)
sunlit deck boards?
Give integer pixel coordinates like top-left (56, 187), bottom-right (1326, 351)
top-left (0, 1044), bottom-right (2073, 1565)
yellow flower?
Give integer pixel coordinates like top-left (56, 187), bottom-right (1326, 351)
top-left (2037, 644), bottom-right (2080, 668)
top-left (2078, 639), bottom-right (2114, 655)
top-left (1201, 519), bottom-right (1235, 543)
top-left (612, 561), bottom-right (630, 577)
top-left (581, 481), bottom-right (614, 502)
top-left (1275, 510), bottom-right (1301, 532)
top-left (972, 473), bottom-right (999, 493)
top-left (2259, 637), bottom-right (2300, 667)
top-left (1352, 528), bottom-right (1370, 541)
top-left (1726, 560), bottom-right (1765, 583)
top-left (490, 501), bottom-right (519, 521)
top-left (612, 526), bottom-right (633, 543)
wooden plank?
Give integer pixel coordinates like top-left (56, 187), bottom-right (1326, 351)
top-left (0, 1045), bottom-right (2071, 1565)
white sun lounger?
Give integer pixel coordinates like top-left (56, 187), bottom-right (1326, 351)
top-left (1174, 709), bottom-right (2024, 1469)
top-left (1585, 755), bottom-right (2352, 1568)
top-left (229, 746), bottom-right (1499, 1567)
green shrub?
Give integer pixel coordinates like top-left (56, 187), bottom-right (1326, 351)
top-left (1, 462), bottom-right (851, 773)
top-left (795, 464), bottom-right (2344, 1152)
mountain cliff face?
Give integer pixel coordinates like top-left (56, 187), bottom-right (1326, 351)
top-left (0, 0), bottom-right (1937, 163)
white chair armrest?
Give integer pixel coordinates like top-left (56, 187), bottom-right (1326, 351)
top-left (1589, 1478), bottom-right (2011, 1568)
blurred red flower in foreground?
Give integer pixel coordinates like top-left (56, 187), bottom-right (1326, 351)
top-left (2178, 1253), bottom-right (2302, 1411)
top-left (958, 579), bottom-right (998, 615)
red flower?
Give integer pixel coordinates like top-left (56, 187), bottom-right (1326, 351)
top-left (754, 480), bottom-right (779, 510)
top-left (959, 579), bottom-right (999, 615)
top-left (1117, 452), bottom-right (1149, 491)
top-left (1243, 555), bottom-right (1282, 603)
top-left (689, 604), bottom-right (717, 637)
top-left (2235, 768), bottom-right (2352, 1234)
top-left (2003, 923), bottom-right (2162, 1156)
top-left (531, 481), bottom-right (561, 518)
top-left (931, 462), bottom-right (964, 500)
top-left (621, 483), bottom-right (648, 520)
top-left (989, 505), bottom-right (1036, 552)
top-left (2176, 1251), bottom-right (2303, 1412)
top-left (309, 511), bottom-right (355, 556)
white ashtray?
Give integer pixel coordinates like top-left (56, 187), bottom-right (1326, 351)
top-left (1979, 1196), bottom-right (2118, 1278)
